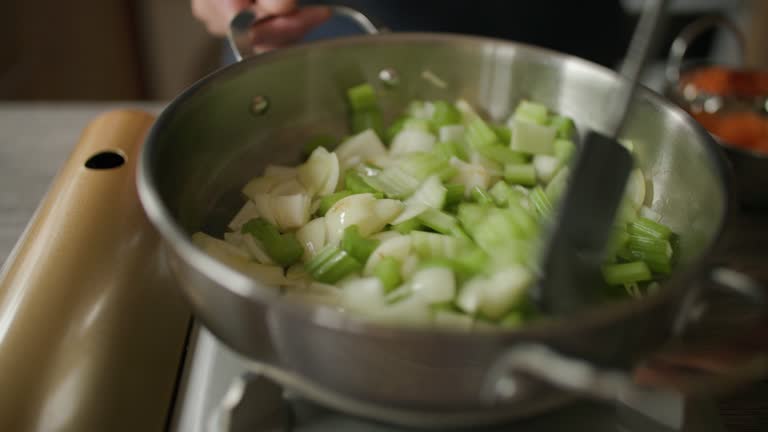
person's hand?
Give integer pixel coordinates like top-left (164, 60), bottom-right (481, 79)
top-left (191, 0), bottom-right (331, 52)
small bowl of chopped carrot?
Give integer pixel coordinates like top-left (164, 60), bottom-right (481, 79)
top-left (666, 16), bottom-right (768, 209)
top-left (674, 66), bottom-right (768, 209)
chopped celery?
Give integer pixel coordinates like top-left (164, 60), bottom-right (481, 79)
top-left (306, 245), bottom-right (362, 284)
top-left (544, 167), bottom-right (569, 202)
top-left (403, 118), bottom-right (433, 132)
top-left (385, 116), bottom-right (407, 143)
top-left (493, 125), bottom-right (512, 144)
top-left (602, 261), bottom-right (652, 285)
top-left (511, 120), bottom-right (556, 155)
top-left (344, 170), bottom-right (378, 194)
top-left (241, 218), bottom-right (304, 267)
top-left (399, 152), bottom-right (455, 181)
top-left (373, 257), bottom-right (402, 292)
top-left (317, 191), bottom-right (353, 216)
top-left (514, 100), bottom-right (549, 125)
top-left (529, 186), bottom-right (553, 216)
top-left (417, 209), bottom-right (467, 238)
top-left (466, 117), bottom-right (500, 148)
top-left (457, 203), bottom-right (490, 229)
top-left (351, 110), bottom-right (384, 137)
top-left (303, 134), bottom-right (337, 156)
top-left (411, 231), bottom-right (464, 259)
top-left (434, 141), bottom-right (469, 162)
top-left (363, 166), bottom-right (420, 198)
top-left (489, 181), bottom-right (512, 206)
top-left (628, 217), bottom-right (673, 240)
top-left (550, 115), bottom-right (575, 138)
top-left (391, 218), bottom-right (423, 234)
top-left (341, 225), bottom-right (381, 263)
top-left (444, 184), bottom-right (465, 207)
top-left (431, 100), bottom-right (462, 127)
top-left (504, 163), bottom-right (537, 186)
top-left (347, 83), bottom-right (378, 112)
top-left (439, 125), bottom-right (466, 143)
top-left (554, 139), bottom-right (576, 164)
top-left (622, 249), bottom-right (672, 274)
top-left (475, 145), bottom-right (527, 164)
top-left (471, 186), bottom-right (494, 205)
top-left (627, 235), bottom-right (673, 258)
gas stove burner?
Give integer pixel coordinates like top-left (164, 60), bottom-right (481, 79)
top-left (172, 326), bottom-right (727, 432)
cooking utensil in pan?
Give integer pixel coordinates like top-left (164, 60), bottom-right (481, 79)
top-left (137, 4), bottom-right (766, 428)
top-left (536, 0), bottom-right (667, 314)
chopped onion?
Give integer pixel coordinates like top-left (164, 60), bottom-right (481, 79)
top-left (271, 194), bottom-right (311, 231)
top-left (390, 129), bottom-right (437, 156)
top-left (335, 129), bottom-right (387, 170)
top-left (298, 147), bottom-right (340, 197)
top-left (364, 235), bottom-right (412, 275)
top-left (228, 200), bottom-right (260, 232)
top-left (295, 217), bottom-right (327, 260)
top-left (325, 193), bottom-right (404, 244)
top-left (410, 267), bottom-right (455, 303)
top-left (449, 157), bottom-right (491, 193)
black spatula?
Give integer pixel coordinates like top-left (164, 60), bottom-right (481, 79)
top-left (535, 0), bottom-right (670, 314)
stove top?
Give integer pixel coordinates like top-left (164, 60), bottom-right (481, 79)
top-left (170, 325), bottom-right (727, 432)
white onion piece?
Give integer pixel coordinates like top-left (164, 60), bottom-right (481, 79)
top-left (295, 217), bottom-right (326, 260)
top-left (390, 129), bottom-right (436, 156)
top-left (325, 194), bottom-right (403, 245)
top-left (371, 231), bottom-right (401, 243)
top-left (639, 205), bottom-right (662, 222)
top-left (223, 231), bottom-right (244, 247)
top-left (457, 277), bottom-right (485, 315)
top-left (400, 254), bottom-right (421, 280)
top-left (450, 157), bottom-right (491, 193)
top-left (342, 277), bottom-right (385, 314)
top-left (439, 125), bottom-right (465, 143)
top-left (193, 232), bottom-right (285, 286)
top-left (228, 200), bottom-right (260, 232)
top-left (251, 194), bottom-right (277, 225)
top-left (364, 235), bottom-right (412, 275)
top-left (369, 295), bottom-right (432, 326)
top-left (627, 168), bottom-right (646, 210)
top-left (479, 267), bottom-right (532, 320)
top-left (410, 267), bottom-right (456, 303)
top-left (334, 129), bottom-right (387, 170)
top-left (241, 234), bottom-right (274, 264)
top-left (264, 165), bottom-right (298, 178)
top-left (391, 175), bottom-right (446, 225)
top-left (434, 310), bottom-right (474, 330)
top-left (271, 178), bottom-right (306, 196)
top-left (298, 147), bottom-right (340, 197)
top-left (242, 175), bottom-right (283, 199)
top-left (283, 264), bottom-right (312, 290)
top-left (271, 194), bottom-right (311, 231)
top-left (533, 154), bottom-right (560, 183)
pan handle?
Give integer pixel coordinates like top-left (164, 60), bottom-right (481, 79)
top-left (227, 5), bottom-right (380, 62)
top-left (485, 267), bottom-right (768, 404)
top-left (665, 15), bottom-right (746, 85)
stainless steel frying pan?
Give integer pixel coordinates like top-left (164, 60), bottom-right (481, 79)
top-left (137, 6), bottom-right (765, 428)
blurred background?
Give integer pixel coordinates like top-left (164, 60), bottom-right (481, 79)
top-left (0, 0), bottom-right (765, 101)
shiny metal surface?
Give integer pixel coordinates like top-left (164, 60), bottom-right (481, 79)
top-left (138, 33), bottom-right (730, 423)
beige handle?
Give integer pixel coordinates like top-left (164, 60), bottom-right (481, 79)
top-left (0, 110), bottom-right (190, 432)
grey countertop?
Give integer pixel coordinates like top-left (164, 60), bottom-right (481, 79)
top-left (0, 102), bottom-right (164, 263)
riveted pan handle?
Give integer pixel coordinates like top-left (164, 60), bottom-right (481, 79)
top-left (485, 267), bottom-right (768, 407)
top-left (227, 5), bottom-right (379, 62)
